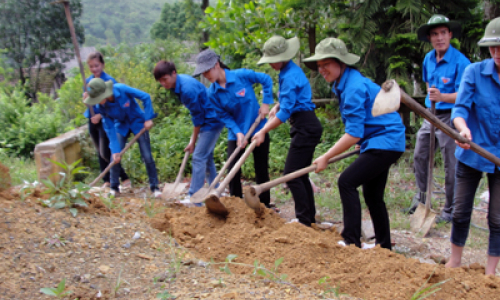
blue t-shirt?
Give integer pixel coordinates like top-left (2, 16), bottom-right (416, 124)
top-left (83, 71), bottom-right (117, 118)
top-left (172, 74), bottom-right (223, 132)
top-left (208, 68), bottom-right (274, 141)
top-left (422, 45), bottom-right (470, 110)
top-left (452, 59), bottom-right (500, 173)
top-left (276, 60), bottom-right (316, 123)
top-left (99, 83), bottom-right (157, 154)
top-left (332, 67), bottom-right (406, 153)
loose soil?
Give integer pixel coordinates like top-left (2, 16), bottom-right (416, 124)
top-left (0, 162), bottom-right (11, 191)
top-left (1, 185), bottom-right (500, 300)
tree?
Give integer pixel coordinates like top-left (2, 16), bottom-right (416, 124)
top-left (150, 0), bottom-right (203, 41)
top-left (0, 0), bottom-right (85, 101)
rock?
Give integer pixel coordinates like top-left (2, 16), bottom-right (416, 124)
top-left (96, 273), bottom-right (105, 278)
top-left (210, 280), bottom-right (224, 288)
top-left (98, 265), bottom-right (110, 274)
top-left (90, 284), bottom-right (98, 289)
top-left (221, 292), bottom-right (237, 299)
top-left (133, 232), bottom-right (141, 239)
top-left (122, 242), bottom-right (131, 249)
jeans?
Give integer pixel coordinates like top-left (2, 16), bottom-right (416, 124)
top-left (285, 111), bottom-right (323, 226)
top-left (227, 133), bottom-right (270, 206)
top-left (188, 127), bottom-right (222, 196)
top-left (414, 112), bottom-right (456, 217)
top-left (88, 120), bottom-right (128, 183)
top-left (110, 130), bottom-right (159, 192)
top-left (451, 161), bottom-right (500, 256)
top-left (339, 149), bottom-right (402, 249)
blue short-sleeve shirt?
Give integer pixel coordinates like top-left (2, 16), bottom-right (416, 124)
top-left (332, 67), bottom-right (406, 153)
top-left (99, 83), bottom-right (157, 154)
top-left (83, 71), bottom-right (117, 118)
top-left (422, 46), bottom-right (470, 110)
top-left (172, 74), bottom-right (223, 132)
top-left (452, 59), bottom-right (500, 173)
top-left (207, 68), bottom-right (274, 141)
top-left (276, 60), bottom-right (316, 123)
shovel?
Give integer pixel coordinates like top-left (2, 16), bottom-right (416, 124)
top-left (189, 115), bottom-right (262, 203)
top-left (243, 150), bottom-right (360, 213)
top-left (161, 151), bottom-right (190, 200)
top-left (373, 80), bottom-right (500, 167)
top-left (410, 100), bottom-right (437, 234)
top-left (194, 139), bottom-right (260, 216)
top-left (89, 128), bottom-right (146, 187)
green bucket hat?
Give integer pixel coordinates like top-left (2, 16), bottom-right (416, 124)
top-left (257, 36), bottom-right (300, 65)
top-left (84, 78), bottom-right (114, 106)
top-left (478, 17), bottom-right (500, 47)
top-left (303, 38), bottom-right (360, 70)
top-left (417, 14), bottom-right (461, 42)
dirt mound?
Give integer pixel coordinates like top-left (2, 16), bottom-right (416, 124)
top-left (0, 162), bottom-right (11, 191)
top-left (157, 196), bottom-right (500, 300)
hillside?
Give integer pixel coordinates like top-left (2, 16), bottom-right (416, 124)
top-left (80, 0), bottom-right (176, 46)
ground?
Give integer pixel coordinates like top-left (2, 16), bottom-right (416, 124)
top-left (1, 169), bottom-right (499, 300)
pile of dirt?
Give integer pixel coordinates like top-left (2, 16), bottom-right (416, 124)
top-left (159, 196), bottom-right (500, 300)
top-left (0, 162), bottom-right (11, 191)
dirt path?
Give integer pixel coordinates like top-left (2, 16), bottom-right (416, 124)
top-left (1, 186), bottom-right (499, 300)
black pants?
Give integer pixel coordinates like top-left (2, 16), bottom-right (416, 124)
top-left (338, 149), bottom-right (402, 249)
top-left (88, 120), bottom-right (128, 184)
top-left (227, 133), bottom-right (270, 206)
top-left (285, 111), bottom-right (323, 226)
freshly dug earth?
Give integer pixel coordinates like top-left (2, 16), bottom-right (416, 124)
top-left (0, 162), bottom-right (11, 191)
top-left (164, 196), bottom-right (500, 300)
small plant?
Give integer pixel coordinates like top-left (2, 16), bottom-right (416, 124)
top-left (40, 159), bottom-right (90, 217)
top-left (113, 268), bottom-right (124, 296)
top-left (19, 180), bottom-right (37, 201)
top-left (43, 234), bottom-right (67, 248)
top-left (410, 268), bottom-right (450, 300)
top-left (144, 195), bottom-right (164, 218)
top-left (157, 290), bottom-right (176, 299)
top-left (318, 276), bottom-right (345, 299)
top-left (40, 278), bottom-right (72, 298)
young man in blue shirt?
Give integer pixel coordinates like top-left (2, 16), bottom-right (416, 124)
top-left (153, 60), bottom-right (224, 200)
top-left (84, 78), bottom-right (161, 197)
top-left (408, 15), bottom-right (471, 223)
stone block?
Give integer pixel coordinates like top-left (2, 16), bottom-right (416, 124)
top-left (34, 125), bottom-right (87, 183)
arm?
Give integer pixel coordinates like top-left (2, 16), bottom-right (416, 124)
top-left (208, 92), bottom-right (242, 136)
top-left (185, 126), bottom-right (201, 153)
top-left (241, 69), bottom-right (274, 105)
top-left (453, 117), bottom-right (471, 150)
top-left (428, 81), bottom-right (458, 103)
top-left (314, 133), bottom-right (360, 172)
top-left (452, 65), bottom-right (475, 150)
top-left (124, 85), bottom-right (156, 129)
top-left (101, 114), bottom-right (121, 155)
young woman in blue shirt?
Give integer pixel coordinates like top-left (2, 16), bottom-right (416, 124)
top-left (253, 36), bottom-right (323, 226)
top-left (193, 49), bottom-right (273, 208)
top-left (84, 78), bottom-right (160, 198)
top-left (304, 38), bottom-right (406, 249)
top-left (446, 17), bottom-right (500, 275)
top-left (83, 52), bottom-right (130, 189)
top-left (153, 60), bottom-right (224, 199)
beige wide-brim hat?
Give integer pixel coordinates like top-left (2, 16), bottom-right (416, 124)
top-left (303, 38), bottom-right (360, 70)
top-left (257, 36), bottom-right (300, 65)
top-left (84, 78), bottom-right (114, 106)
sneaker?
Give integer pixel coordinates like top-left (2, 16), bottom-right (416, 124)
top-left (361, 242), bottom-right (376, 249)
top-left (108, 189), bottom-right (120, 198)
top-left (337, 240), bottom-right (347, 247)
top-left (153, 190), bottom-right (162, 198)
top-left (119, 179), bottom-right (132, 193)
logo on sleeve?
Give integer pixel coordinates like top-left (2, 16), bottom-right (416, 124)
top-left (123, 101), bottom-right (130, 108)
top-left (441, 77), bottom-right (450, 84)
top-left (235, 88), bottom-right (246, 97)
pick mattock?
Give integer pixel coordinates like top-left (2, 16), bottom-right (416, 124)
top-left (190, 115), bottom-right (262, 203)
top-left (161, 151), bottom-right (190, 200)
top-left (51, 0), bottom-right (106, 161)
top-left (194, 139), bottom-right (260, 216)
top-left (89, 128), bottom-right (146, 187)
top-left (373, 80), bottom-right (500, 235)
top-left (243, 150), bottom-right (360, 214)
top-left (410, 98), bottom-right (437, 234)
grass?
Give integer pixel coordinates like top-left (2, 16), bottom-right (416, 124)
top-left (0, 150), bottom-right (37, 186)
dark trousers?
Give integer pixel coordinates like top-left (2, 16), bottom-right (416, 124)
top-left (227, 133), bottom-right (270, 206)
top-left (285, 111), bottom-right (323, 226)
top-left (451, 161), bottom-right (500, 256)
top-left (339, 149), bottom-right (402, 249)
top-left (88, 120), bottom-right (128, 184)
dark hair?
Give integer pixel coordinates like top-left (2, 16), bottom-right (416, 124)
top-left (87, 51), bottom-right (105, 64)
top-left (153, 60), bottom-right (177, 80)
top-left (218, 60), bottom-right (230, 70)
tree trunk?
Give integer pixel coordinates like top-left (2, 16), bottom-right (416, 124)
top-left (200, 0), bottom-right (209, 49)
top-left (484, 1), bottom-right (500, 21)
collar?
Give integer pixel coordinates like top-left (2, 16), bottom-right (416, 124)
top-left (481, 59), bottom-right (500, 86)
top-left (112, 85), bottom-right (121, 99)
top-left (279, 60), bottom-right (295, 78)
top-left (213, 69), bottom-right (234, 91)
top-left (430, 45), bottom-right (455, 63)
top-left (173, 74), bottom-right (182, 94)
top-left (333, 67), bottom-right (352, 95)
